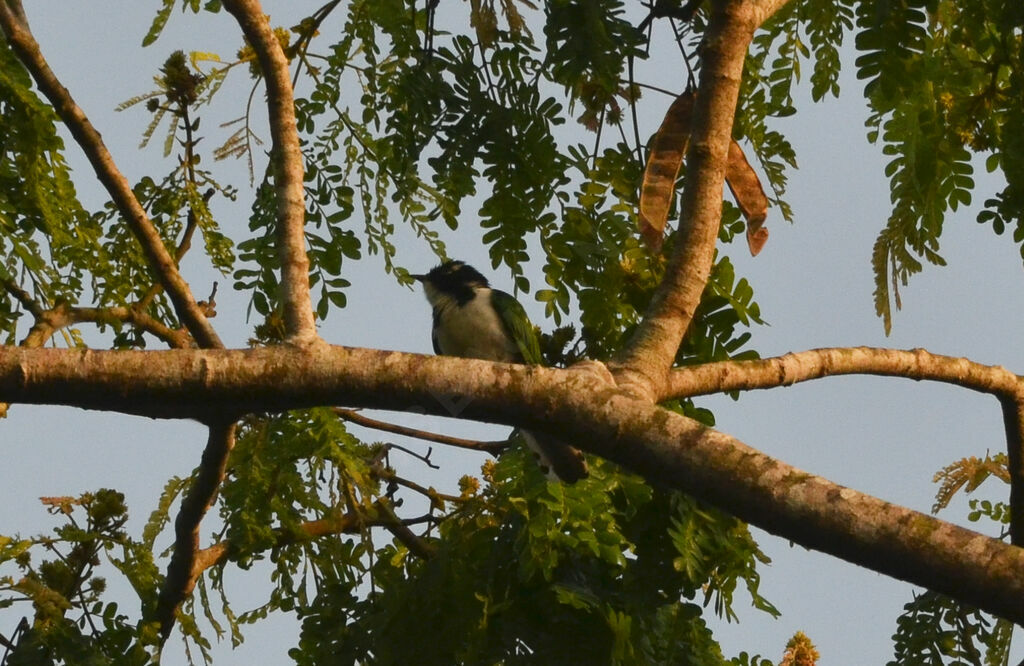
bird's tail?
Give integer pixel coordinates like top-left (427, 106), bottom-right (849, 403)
top-left (518, 430), bottom-right (589, 483)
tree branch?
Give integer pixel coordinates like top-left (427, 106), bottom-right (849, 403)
top-left (612, 0), bottom-right (761, 399)
top-left (189, 504), bottom-right (437, 583)
top-left (2, 346), bottom-right (1024, 624)
top-left (0, 293), bottom-right (191, 416)
top-left (190, 511), bottom-right (363, 580)
top-left (334, 407), bottom-right (508, 454)
top-left (221, 0), bottom-right (316, 343)
top-left (0, 273), bottom-right (43, 319)
top-left (0, 5), bottom-right (222, 349)
top-left (664, 347), bottom-right (1023, 401)
top-left (668, 346), bottom-right (1024, 542)
top-left (1000, 395), bottom-right (1024, 545)
top-left (155, 420), bottom-right (237, 642)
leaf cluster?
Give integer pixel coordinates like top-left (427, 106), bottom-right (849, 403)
top-left (889, 591), bottom-right (1012, 666)
top-left (291, 450), bottom-right (776, 665)
top-left (855, 0), bottom-right (1024, 332)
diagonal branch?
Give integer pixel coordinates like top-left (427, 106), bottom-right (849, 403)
top-left (667, 346), bottom-right (1024, 543)
top-left (612, 0), bottom-right (764, 399)
top-left (3, 346), bottom-right (1024, 623)
top-left (0, 273), bottom-right (43, 319)
top-left (154, 420), bottom-right (237, 642)
top-left (221, 0), bottom-right (316, 343)
top-left (999, 396), bottom-right (1024, 545)
top-left (0, 5), bottom-right (222, 349)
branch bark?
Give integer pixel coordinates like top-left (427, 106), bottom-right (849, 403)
top-left (221, 0), bottom-right (316, 343)
top-left (0, 5), bottom-right (222, 350)
top-left (664, 347), bottom-right (1024, 401)
top-left (666, 345), bottom-right (1024, 545)
top-left (2, 345), bottom-right (1024, 624)
top-left (1001, 396), bottom-right (1024, 545)
top-left (612, 0), bottom-right (762, 398)
top-left (155, 420), bottom-right (237, 641)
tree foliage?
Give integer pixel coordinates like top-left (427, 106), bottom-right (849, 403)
top-left (0, 0), bottom-right (1022, 664)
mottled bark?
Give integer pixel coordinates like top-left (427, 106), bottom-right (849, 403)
top-left (1, 345), bottom-right (1022, 624)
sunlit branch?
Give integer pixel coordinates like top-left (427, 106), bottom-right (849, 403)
top-left (0, 274), bottom-right (43, 318)
top-left (753, 0), bottom-right (796, 25)
top-left (14, 304), bottom-right (190, 350)
top-left (612, 0), bottom-right (761, 399)
top-left (0, 4), bottom-right (222, 350)
top-left (663, 347), bottom-right (1024, 401)
top-left (667, 347), bottom-right (1024, 540)
top-left (221, 0), bottom-right (316, 343)
top-left (2, 345), bottom-right (1022, 623)
top-left (0, 295), bottom-right (192, 416)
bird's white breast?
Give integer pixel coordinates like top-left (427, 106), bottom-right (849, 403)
top-left (432, 288), bottom-right (520, 362)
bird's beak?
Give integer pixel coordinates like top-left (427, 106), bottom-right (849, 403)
top-left (411, 273), bottom-right (426, 282)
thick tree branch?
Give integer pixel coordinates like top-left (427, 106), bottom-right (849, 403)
top-left (334, 407), bottom-right (508, 454)
top-left (0, 290), bottom-right (190, 416)
top-left (669, 346), bottom-right (1024, 543)
top-left (613, 0), bottom-right (761, 398)
top-left (221, 0), bottom-right (316, 343)
top-left (2, 346), bottom-right (1024, 623)
top-left (0, 5), bottom-right (222, 349)
top-left (664, 347), bottom-right (1024, 401)
top-left (155, 420), bottom-right (237, 641)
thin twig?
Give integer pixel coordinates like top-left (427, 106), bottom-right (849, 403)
top-left (334, 407), bottom-right (508, 454)
top-left (375, 500), bottom-right (437, 559)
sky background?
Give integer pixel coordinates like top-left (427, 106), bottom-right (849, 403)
top-left (3, 2), bottom-right (1023, 664)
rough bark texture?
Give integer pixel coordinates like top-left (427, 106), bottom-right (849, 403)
top-left (1, 345), bottom-right (1023, 624)
top-left (612, 0), bottom-right (760, 398)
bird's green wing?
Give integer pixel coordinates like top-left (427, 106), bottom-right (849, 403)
top-left (492, 289), bottom-right (543, 365)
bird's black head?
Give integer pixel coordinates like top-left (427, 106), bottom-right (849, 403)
top-left (414, 260), bottom-right (489, 306)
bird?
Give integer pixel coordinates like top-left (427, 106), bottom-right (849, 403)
top-left (413, 260), bottom-right (588, 483)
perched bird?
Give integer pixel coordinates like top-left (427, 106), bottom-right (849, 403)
top-left (413, 260), bottom-right (588, 483)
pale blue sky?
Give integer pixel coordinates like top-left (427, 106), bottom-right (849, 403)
top-left (3, 2), bottom-right (1022, 664)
